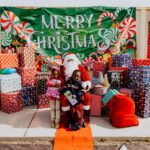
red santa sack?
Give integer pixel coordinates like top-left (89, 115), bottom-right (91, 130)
top-left (90, 94), bottom-right (101, 116)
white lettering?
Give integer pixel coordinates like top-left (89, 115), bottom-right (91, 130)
top-left (42, 15), bottom-right (54, 29)
top-left (85, 14), bottom-right (93, 28)
top-left (76, 15), bottom-right (84, 28)
top-left (66, 16), bottom-right (74, 29)
top-left (88, 35), bottom-right (96, 47)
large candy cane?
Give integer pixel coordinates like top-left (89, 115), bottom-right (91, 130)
top-left (98, 12), bottom-right (116, 27)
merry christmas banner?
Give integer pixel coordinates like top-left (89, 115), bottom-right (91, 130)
top-left (0, 6), bottom-right (136, 59)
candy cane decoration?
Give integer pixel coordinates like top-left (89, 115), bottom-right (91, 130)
top-left (1, 11), bottom-right (22, 35)
top-left (126, 39), bottom-right (136, 48)
top-left (98, 12), bottom-right (116, 27)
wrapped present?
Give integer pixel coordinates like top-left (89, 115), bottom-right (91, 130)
top-left (18, 67), bottom-right (36, 87)
top-left (1, 91), bottom-right (23, 114)
top-left (20, 46), bottom-right (35, 68)
top-left (92, 84), bottom-right (110, 96)
top-left (112, 54), bottom-right (132, 67)
top-left (93, 61), bottom-right (105, 77)
top-left (132, 82), bottom-right (150, 118)
top-left (36, 78), bottom-right (48, 95)
top-left (0, 73), bottom-right (21, 93)
top-left (119, 88), bottom-right (132, 97)
top-left (109, 57), bottom-right (128, 74)
top-left (107, 70), bottom-right (126, 89)
top-left (21, 86), bottom-right (37, 107)
top-left (37, 94), bottom-right (50, 109)
top-left (90, 94), bottom-right (101, 116)
top-left (0, 53), bottom-right (19, 69)
top-left (129, 66), bottom-right (150, 83)
top-left (35, 72), bottom-right (51, 80)
top-left (132, 59), bottom-right (150, 66)
top-left (35, 72), bottom-right (50, 95)
top-left (89, 52), bottom-right (105, 77)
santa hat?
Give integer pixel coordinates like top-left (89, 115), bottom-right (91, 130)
top-left (62, 52), bottom-right (75, 59)
top-left (51, 65), bottom-right (60, 73)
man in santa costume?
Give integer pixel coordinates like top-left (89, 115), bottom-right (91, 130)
top-left (60, 52), bottom-right (91, 127)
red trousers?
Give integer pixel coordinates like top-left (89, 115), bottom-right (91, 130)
top-left (61, 92), bottom-right (91, 111)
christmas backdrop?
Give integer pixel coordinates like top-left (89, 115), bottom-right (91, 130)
top-left (0, 6), bottom-right (136, 60)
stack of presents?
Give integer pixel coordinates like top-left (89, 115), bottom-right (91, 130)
top-left (0, 46), bottom-right (51, 114)
top-left (88, 53), bottom-right (150, 119)
top-left (0, 48), bottom-right (150, 121)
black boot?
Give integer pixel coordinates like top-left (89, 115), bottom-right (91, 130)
top-left (82, 119), bottom-right (86, 128)
top-left (83, 110), bottom-right (90, 122)
top-left (65, 110), bottom-right (75, 128)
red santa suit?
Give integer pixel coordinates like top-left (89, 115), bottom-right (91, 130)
top-left (60, 53), bottom-right (91, 112)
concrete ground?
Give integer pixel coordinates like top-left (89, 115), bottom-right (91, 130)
top-left (0, 106), bottom-right (150, 150)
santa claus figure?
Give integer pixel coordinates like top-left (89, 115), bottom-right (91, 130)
top-left (60, 53), bottom-right (91, 127)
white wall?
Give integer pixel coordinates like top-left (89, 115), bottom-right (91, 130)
top-left (136, 8), bottom-right (150, 59)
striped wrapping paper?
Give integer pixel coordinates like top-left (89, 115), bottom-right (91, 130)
top-left (132, 82), bottom-right (150, 118)
top-left (129, 66), bottom-right (150, 83)
top-left (0, 54), bottom-right (19, 69)
top-left (37, 94), bottom-right (51, 109)
top-left (20, 46), bottom-right (35, 68)
top-left (21, 86), bottom-right (37, 107)
top-left (132, 59), bottom-right (150, 66)
top-left (1, 91), bottom-right (23, 114)
top-left (18, 67), bottom-right (37, 87)
top-left (112, 54), bottom-right (132, 67)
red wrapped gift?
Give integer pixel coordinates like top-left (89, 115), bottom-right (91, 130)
top-left (1, 92), bottom-right (23, 114)
top-left (37, 94), bottom-right (51, 109)
top-left (93, 61), bottom-right (105, 77)
top-left (36, 72), bottom-right (51, 80)
top-left (90, 94), bottom-right (101, 116)
top-left (0, 53), bottom-right (19, 69)
top-left (132, 59), bottom-right (150, 66)
top-left (18, 67), bottom-right (37, 87)
top-left (20, 46), bottom-right (35, 68)
top-left (119, 88), bottom-right (132, 97)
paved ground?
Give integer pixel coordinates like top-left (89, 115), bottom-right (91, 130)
top-left (0, 105), bottom-right (150, 138)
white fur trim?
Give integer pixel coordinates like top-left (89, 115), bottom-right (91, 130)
top-left (82, 81), bottom-right (92, 91)
top-left (62, 106), bottom-right (70, 111)
top-left (83, 105), bottom-right (90, 110)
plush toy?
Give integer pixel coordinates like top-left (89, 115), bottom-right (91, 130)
top-left (102, 90), bottom-right (139, 128)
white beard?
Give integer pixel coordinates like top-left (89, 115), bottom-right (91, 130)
top-left (64, 61), bottom-right (79, 80)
